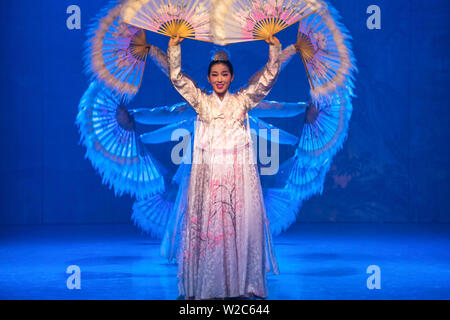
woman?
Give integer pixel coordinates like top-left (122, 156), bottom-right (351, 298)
top-left (168, 34), bottom-right (282, 300)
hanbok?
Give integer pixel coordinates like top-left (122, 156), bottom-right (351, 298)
top-left (167, 43), bottom-right (282, 299)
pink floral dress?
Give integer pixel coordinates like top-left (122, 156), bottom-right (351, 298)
top-left (167, 43), bottom-right (282, 299)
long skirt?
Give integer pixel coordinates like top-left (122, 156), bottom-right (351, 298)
top-left (177, 140), bottom-right (279, 299)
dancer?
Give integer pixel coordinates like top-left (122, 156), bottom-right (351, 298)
top-left (78, 0), bottom-right (356, 302)
top-left (168, 34), bottom-right (282, 299)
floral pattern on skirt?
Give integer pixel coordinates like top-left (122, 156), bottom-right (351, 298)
top-left (177, 138), bottom-right (279, 300)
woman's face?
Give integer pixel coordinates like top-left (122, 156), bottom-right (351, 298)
top-left (207, 63), bottom-right (234, 96)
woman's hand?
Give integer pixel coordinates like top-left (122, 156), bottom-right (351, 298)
top-left (169, 34), bottom-right (184, 47)
top-left (265, 35), bottom-right (281, 46)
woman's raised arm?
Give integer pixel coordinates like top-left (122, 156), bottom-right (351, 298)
top-left (238, 36), bottom-right (283, 111)
top-left (167, 36), bottom-right (205, 118)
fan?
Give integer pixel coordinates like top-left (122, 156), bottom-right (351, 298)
top-left (121, 0), bottom-right (213, 42)
top-left (76, 81), bottom-right (166, 200)
top-left (284, 155), bottom-right (330, 202)
top-left (210, 0), bottom-right (323, 45)
top-left (132, 161), bottom-right (191, 240)
top-left (259, 154), bottom-right (330, 233)
top-left (296, 92), bottom-right (353, 167)
top-left (84, 1), bottom-right (153, 101)
top-left (281, 91), bottom-right (352, 205)
top-left (295, 1), bottom-right (357, 104)
top-left (132, 187), bottom-right (176, 238)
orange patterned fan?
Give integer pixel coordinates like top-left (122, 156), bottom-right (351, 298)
top-left (294, 1), bottom-right (357, 104)
top-left (84, 2), bottom-right (151, 101)
top-left (210, 0), bottom-right (323, 45)
top-left (121, 0), bottom-right (213, 42)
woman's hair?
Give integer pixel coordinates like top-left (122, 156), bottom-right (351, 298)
top-left (208, 48), bottom-right (234, 76)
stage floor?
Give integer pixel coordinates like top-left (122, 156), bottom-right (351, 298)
top-left (0, 223), bottom-right (449, 300)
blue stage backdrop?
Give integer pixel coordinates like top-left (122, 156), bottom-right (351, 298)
top-left (0, 0), bottom-right (449, 225)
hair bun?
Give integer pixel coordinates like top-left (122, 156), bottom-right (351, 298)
top-left (211, 48), bottom-right (231, 62)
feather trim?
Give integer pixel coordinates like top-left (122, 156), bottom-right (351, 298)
top-left (297, 0), bottom-right (358, 105)
top-left (296, 91), bottom-right (353, 166)
top-left (84, 1), bottom-right (149, 102)
top-left (131, 187), bottom-right (176, 238)
top-left (76, 81), bottom-right (165, 199)
top-left (264, 187), bottom-right (302, 236)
